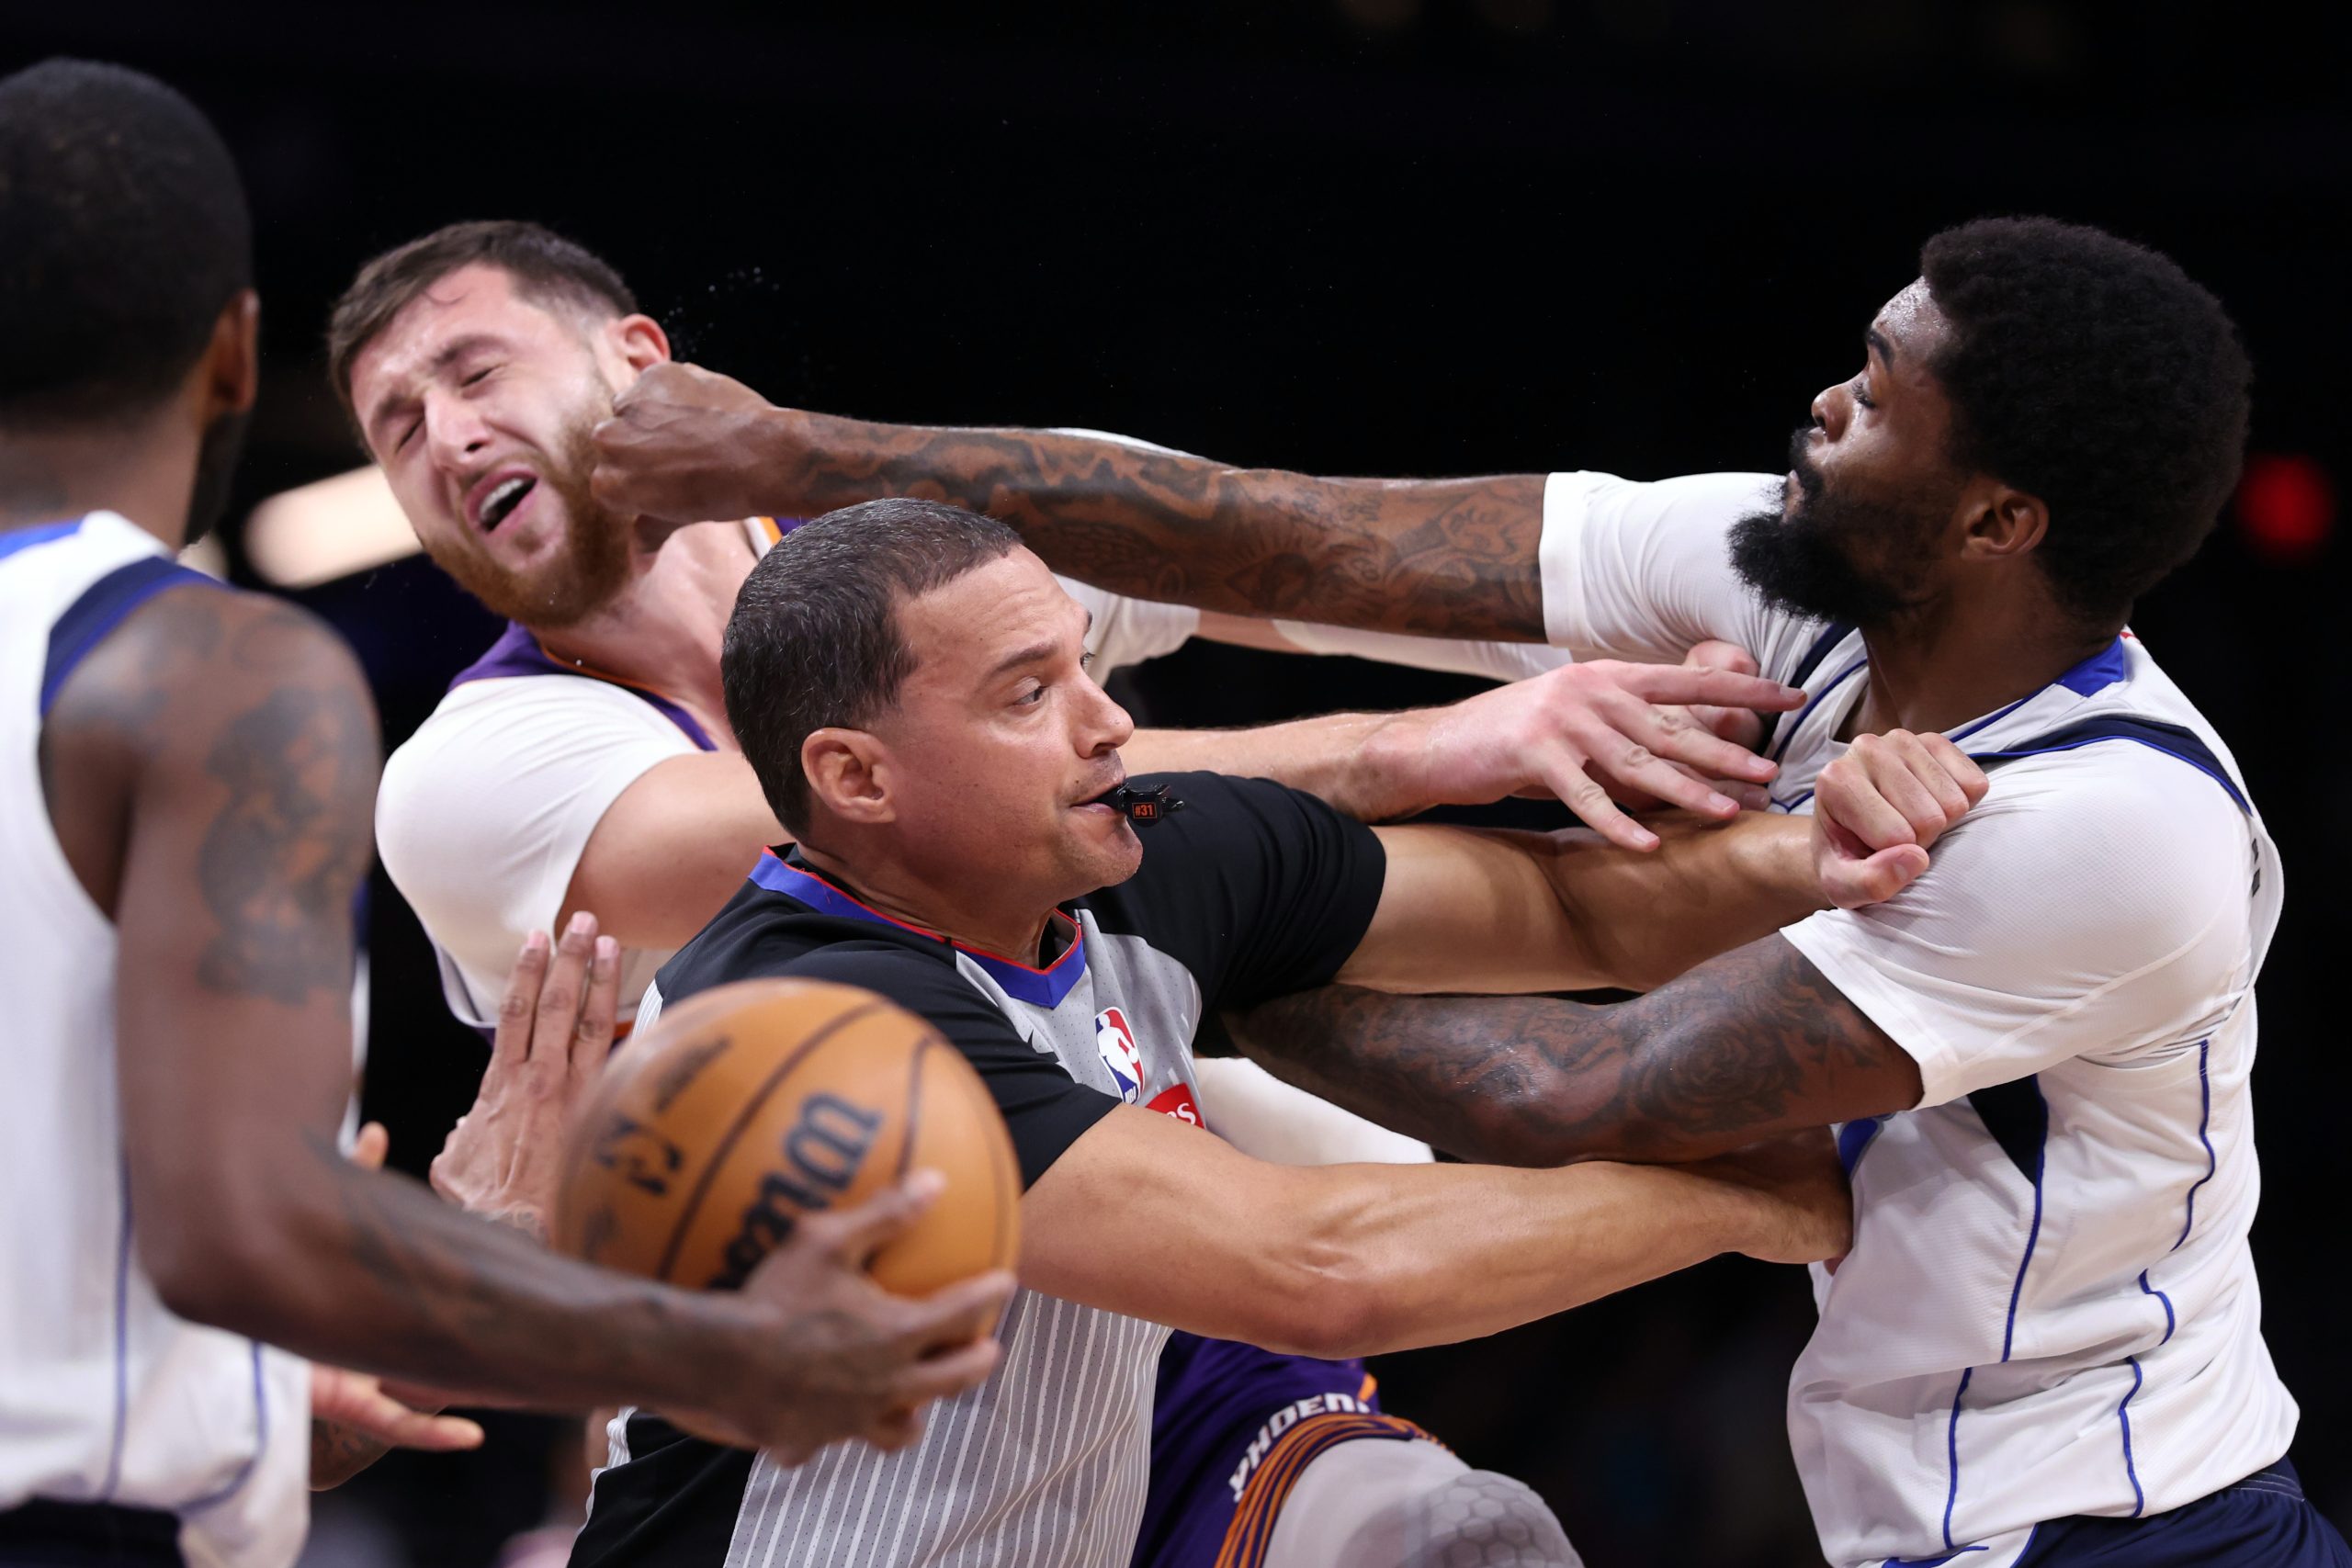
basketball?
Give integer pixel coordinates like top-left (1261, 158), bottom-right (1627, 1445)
top-left (552, 976), bottom-right (1021, 1296)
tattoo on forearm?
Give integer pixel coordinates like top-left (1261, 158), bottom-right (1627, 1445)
top-left (791, 421), bottom-right (1549, 639)
top-left (1232, 937), bottom-right (1918, 1165)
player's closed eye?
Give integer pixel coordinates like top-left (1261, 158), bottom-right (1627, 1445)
top-left (1851, 378), bottom-right (1876, 410)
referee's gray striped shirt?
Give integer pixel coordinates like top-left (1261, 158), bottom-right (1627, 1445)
top-left (605, 928), bottom-right (1209, 1566)
top-left (581, 774), bottom-right (1389, 1567)
top-left (717, 1292), bottom-right (1170, 1567)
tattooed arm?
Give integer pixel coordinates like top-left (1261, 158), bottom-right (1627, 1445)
top-left (1225, 730), bottom-right (1981, 1153)
top-left (42, 584), bottom-right (1009, 1460)
top-left (590, 364), bottom-right (1550, 638)
top-left (1229, 935), bottom-right (1922, 1167)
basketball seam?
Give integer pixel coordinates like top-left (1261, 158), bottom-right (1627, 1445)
top-left (897, 1033), bottom-right (933, 1182)
top-left (652, 998), bottom-right (891, 1284)
top-left (990, 1059), bottom-right (1017, 1270)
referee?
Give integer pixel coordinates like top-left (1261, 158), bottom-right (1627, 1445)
top-left (572, 498), bottom-right (1973, 1567)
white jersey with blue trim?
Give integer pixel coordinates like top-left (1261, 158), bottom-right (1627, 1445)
top-left (1539, 470), bottom-right (2295, 1568)
top-left (0, 513), bottom-right (311, 1566)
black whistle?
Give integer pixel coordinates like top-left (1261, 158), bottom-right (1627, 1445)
top-left (1106, 783), bottom-right (1186, 826)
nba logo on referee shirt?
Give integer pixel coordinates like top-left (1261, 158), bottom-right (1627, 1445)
top-left (1095, 1008), bottom-right (1143, 1102)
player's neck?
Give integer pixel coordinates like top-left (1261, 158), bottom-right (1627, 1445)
top-left (794, 840), bottom-right (1059, 968)
top-left (1847, 589), bottom-right (2118, 740)
top-left (530, 522), bottom-right (754, 744)
top-left (0, 419), bottom-right (197, 548)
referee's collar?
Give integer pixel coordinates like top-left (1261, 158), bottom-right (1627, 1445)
top-left (749, 848), bottom-right (1089, 1008)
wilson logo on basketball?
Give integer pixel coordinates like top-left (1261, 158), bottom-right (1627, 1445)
top-left (707, 1091), bottom-right (883, 1291)
top-left (1095, 1008), bottom-right (1144, 1103)
top-left (588, 1113), bottom-right (685, 1198)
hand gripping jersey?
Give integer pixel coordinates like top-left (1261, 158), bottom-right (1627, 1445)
top-left (1540, 470), bottom-right (2298, 1568)
top-left (0, 516), bottom-right (310, 1567)
top-left (573, 773), bottom-right (1387, 1568)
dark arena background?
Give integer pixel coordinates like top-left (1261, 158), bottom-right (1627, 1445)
top-left (6, 4), bottom-right (2346, 1562)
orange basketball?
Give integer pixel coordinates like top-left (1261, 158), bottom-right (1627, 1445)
top-left (553, 976), bottom-right (1021, 1296)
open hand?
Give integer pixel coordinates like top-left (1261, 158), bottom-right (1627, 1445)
top-left (310, 1363), bottom-right (482, 1488)
top-left (430, 913), bottom-right (622, 1240)
top-left (1584, 639), bottom-right (1791, 816)
top-left (1390, 653), bottom-right (1803, 849)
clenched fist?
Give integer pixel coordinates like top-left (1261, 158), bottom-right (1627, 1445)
top-left (591, 361), bottom-right (787, 547)
top-left (1811, 729), bottom-right (1989, 908)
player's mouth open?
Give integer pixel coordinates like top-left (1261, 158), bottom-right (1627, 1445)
top-left (477, 475), bottom-right (538, 534)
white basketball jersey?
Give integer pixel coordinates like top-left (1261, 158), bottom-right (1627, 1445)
top-left (1538, 470), bottom-right (2299, 1568)
top-left (0, 513), bottom-right (310, 1566)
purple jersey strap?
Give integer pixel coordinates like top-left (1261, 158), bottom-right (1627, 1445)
top-left (447, 621), bottom-right (718, 752)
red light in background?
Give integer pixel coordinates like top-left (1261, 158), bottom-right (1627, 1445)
top-left (2234, 453), bottom-right (2336, 563)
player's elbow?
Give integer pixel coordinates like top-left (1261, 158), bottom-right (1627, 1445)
top-left (139, 1206), bottom-right (277, 1331)
top-left (1230, 1198), bottom-right (1396, 1358)
top-left (1240, 1260), bottom-right (1389, 1359)
top-left (134, 1145), bottom-right (327, 1334)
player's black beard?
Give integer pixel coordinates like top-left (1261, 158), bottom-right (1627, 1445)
top-left (183, 406), bottom-right (250, 549)
top-left (1728, 428), bottom-right (1941, 626)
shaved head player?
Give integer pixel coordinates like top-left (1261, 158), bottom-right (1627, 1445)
top-left (596, 219), bottom-right (2352, 1567)
top-left (0, 60), bottom-right (1010, 1568)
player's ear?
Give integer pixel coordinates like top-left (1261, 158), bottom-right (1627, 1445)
top-left (803, 728), bottom-right (896, 828)
top-left (199, 289), bottom-right (261, 418)
top-left (1959, 479), bottom-right (2049, 563)
top-left (607, 312), bottom-right (672, 375)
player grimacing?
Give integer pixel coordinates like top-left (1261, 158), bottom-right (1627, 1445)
top-left (326, 219), bottom-right (1893, 1568)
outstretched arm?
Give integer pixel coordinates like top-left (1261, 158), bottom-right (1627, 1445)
top-left (1334, 728), bottom-right (1987, 996)
top-left (1020, 1100), bottom-right (1849, 1358)
top-left (1343, 814), bottom-right (1821, 996)
top-left (1231, 933), bottom-right (1924, 1168)
top-left (51, 584), bottom-right (1007, 1459)
top-left (1234, 732), bottom-right (1989, 1159)
top-left (590, 363), bottom-right (1551, 639)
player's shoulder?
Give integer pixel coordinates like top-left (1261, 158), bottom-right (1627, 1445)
top-left (1936, 730), bottom-right (2254, 934)
top-left (51, 567), bottom-right (370, 751)
top-left (383, 661), bottom-right (694, 821)
top-left (1549, 468), bottom-right (1782, 528)
top-left (1973, 655), bottom-right (2255, 836)
top-left (1970, 739), bottom-right (2241, 837)
top-left (401, 659), bottom-right (680, 752)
